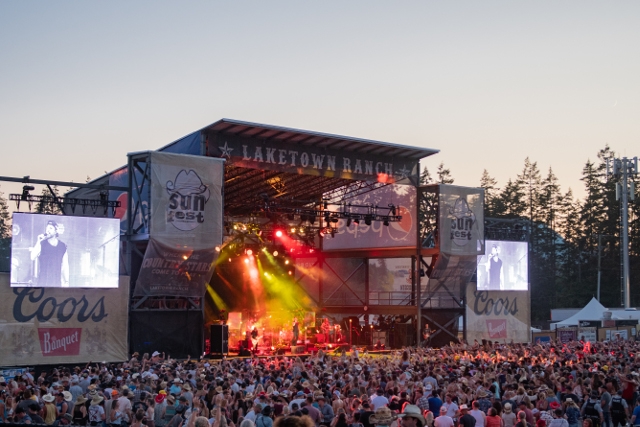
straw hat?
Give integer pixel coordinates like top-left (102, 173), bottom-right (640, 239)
top-left (91, 395), bottom-right (104, 406)
top-left (62, 391), bottom-right (73, 402)
top-left (43, 394), bottom-right (55, 403)
top-left (75, 396), bottom-right (88, 405)
top-left (369, 407), bottom-right (398, 426)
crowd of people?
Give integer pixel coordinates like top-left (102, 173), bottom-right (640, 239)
top-left (2, 338), bottom-right (640, 427)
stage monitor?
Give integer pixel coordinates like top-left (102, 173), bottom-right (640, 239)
top-left (10, 213), bottom-right (120, 288)
top-left (476, 240), bottom-right (528, 291)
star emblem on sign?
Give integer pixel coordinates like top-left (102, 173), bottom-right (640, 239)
top-left (396, 165), bottom-right (411, 179)
top-left (218, 142), bottom-right (234, 158)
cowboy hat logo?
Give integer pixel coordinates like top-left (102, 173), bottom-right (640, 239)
top-left (166, 170), bottom-right (210, 231)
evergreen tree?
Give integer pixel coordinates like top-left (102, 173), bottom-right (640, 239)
top-left (0, 187), bottom-right (11, 272)
top-left (480, 170), bottom-right (499, 217)
top-left (436, 162), bottom-right (454, 184)
top-left (35, 186), bottom-right (63, 215)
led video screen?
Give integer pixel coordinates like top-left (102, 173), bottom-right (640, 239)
top-left (476, 240), bottom-right (528, 291)
top-left (11, 213), bottom-right (120, 288)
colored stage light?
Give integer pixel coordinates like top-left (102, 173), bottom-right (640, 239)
top-left (290, 227), bottom-right (296, 233)
top-left (215, 246), bottom-right (221, 252)
top-left (273, 250), bottom-right (279, 257)
top-left (228, 258), bottom-right (232, 262)
top-left (346, 218), bottom-right (351, 227)
top-left (246, 249), bottom-right (253, 256)
top-left (288, 270), bottom-right (293, 275)
top-left (244, 258), bottom-right (249, 264)
top-left (285, 260), bottom-right (289, 265)
top-left (275, 230), bottom-right (283, 238)
top-left (383, 219), bottom-right (389, 226)
top-left (183, 255), bottom-right (188, 260)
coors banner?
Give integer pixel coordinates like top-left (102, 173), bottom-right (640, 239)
top-left (465, 285), bottom-right (531, 343)
top-left (134, 152), bottom-right (224, 297)
top-left (439, 185), bottom-right (484, 256)
top-left (0, 273), bottom-right (129, 365)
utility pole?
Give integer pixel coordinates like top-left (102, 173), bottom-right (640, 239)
top-left (595, 234), bottom-right (613, 302)
top-left (606, 156), bottom-right (638, 308)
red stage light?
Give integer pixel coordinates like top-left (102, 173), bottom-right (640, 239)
top-left (288, 270), bottom-right (293, 275)
top-left (275, 230), bottom-right (283, 238)
top-left (246, 249), bottom-right (253, 256)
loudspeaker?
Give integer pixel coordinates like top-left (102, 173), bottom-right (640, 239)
top-left (210, 325), bottom-right (229, 355)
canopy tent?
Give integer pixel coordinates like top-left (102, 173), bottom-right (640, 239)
top-left (551, 297), bottom-right (607, 329)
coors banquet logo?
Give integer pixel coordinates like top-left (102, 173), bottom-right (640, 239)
top-left (166, 170), bottom-right (211, 231)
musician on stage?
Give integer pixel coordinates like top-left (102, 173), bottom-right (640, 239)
top-left (250, 327), bottom-right (259, 356)
top-left (421, 323), bottom-right (434, 347)
top-left (291, 318), bottom-right (299, 346)
top-left (321, 318), bottom-right (331, 344)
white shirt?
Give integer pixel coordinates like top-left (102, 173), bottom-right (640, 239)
top-left (245, 411), bottom-right (257, 422)
top-left (371, 395), bottom-right (389, 411)
top-left (435, 415), bottom-right (454, 427)
top-left (442, 402), bottom-right (458, 418)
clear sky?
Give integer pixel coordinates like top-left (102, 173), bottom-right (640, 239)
top-left (1, 1), bottom-right (639, 208)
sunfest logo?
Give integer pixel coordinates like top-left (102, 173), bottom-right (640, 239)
top-left (166, 170), bottom-right (211, 231)
top-left (448, 197), bottom-right (476, 246)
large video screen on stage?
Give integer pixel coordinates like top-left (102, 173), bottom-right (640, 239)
top-left (476, 240), bottom-right (528, 291)
top-left (10, 213), bottom-right (120, 288)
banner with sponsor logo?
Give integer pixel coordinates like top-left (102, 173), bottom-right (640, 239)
top-left (323, 184), bottom-right (416, 250)
top-left (0, 273), bottom-right (129, 365)
top-left (439, 185), bottom-right (484, 256)
top-left (134, 152), bottom-right (224, 297)
top-left (465, 284), bottom-right (531, 343)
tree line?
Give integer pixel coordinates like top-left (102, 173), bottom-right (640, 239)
top-left (422, 145), bottom-right (640, 325)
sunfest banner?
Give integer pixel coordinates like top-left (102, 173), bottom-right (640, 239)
top-left (439, 185), bottom-right (484, 256)
top-left (135, 152), bottom-right (224, 297)
top-left (0, 273), bottom-right (129, 365)
top-left (465, 284), bottom-right (531, 343)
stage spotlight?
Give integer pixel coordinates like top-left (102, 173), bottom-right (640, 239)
top-left (330, 216), bottom-right (339, 223)
top-left (273, 250), bottom-right (279, 257)
top-left (228, 258), bottom-right (232, 262)
top-left (275, 230), bottom-right (283, 238)
top-left (288, 270), bottom-right (293, 275)
top-left (215, 246), bottom-right (221, 252)
top-left (244, 258), bottom-right (249, 264)
top-left (264, 272), bottom-right (268, 277)
top-left (183, 255), bottom-right (188, 260)
top-left (290, 227), bottom-right (296, 233)
top-left (364, 215), bottom-right (372, 226)
top-left (285, 260), bottom-right (290, 265)
top-left (354, 217), bottom-right (360, 225)
top-left (233, 224), bottom-right (238, 230)
top-left (383, 219), bottom-right (389, 226)
top-left (246, 249), bottom-right (253, 256)
top-left (346, 218), bottom-right (352, 227)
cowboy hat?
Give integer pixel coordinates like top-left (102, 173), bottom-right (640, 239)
top-left (62, 391), bottom-right (73, 402)
top-left (155, 394), bottom-right (165, 404)
top-left (460, 404), bottom-right (469, 411)
top-left (91, 396), bottom-right (104, 405)
top-left (370, 407), bottom-right (398, 426)
top-left (398, 405), bottom-right (426, 425)
top-left (43, 394), bottom-right (55, 403)
top-left (75, 396), bottom-right (88, 405)
top-left (478, 390), bottom-right (488, 398)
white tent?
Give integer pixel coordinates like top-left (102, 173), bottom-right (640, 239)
top-left (551, 297), bottom-right (607, 329)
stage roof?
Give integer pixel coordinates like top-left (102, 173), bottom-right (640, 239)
top-left (203, 118), bottom-right (439, 160)
top-left (67, 118), bottom-right (438, 216)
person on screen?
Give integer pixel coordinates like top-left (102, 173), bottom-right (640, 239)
top-left (30, 220), bottom-right (69, 287)
top-left (486, 244), bottom-right (503, 290)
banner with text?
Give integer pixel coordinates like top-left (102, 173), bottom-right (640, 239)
top-left (135, 153), bottom-right (224, 297)
top-left (439, 185), bottom-right (484, 256)
top-left (0, 273), bottom-right (129, 365)
top-left (465, 284), bottom-right (531, 343)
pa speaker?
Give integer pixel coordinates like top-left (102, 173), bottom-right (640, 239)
top-left (210, 325), bottom-right (229, 355)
